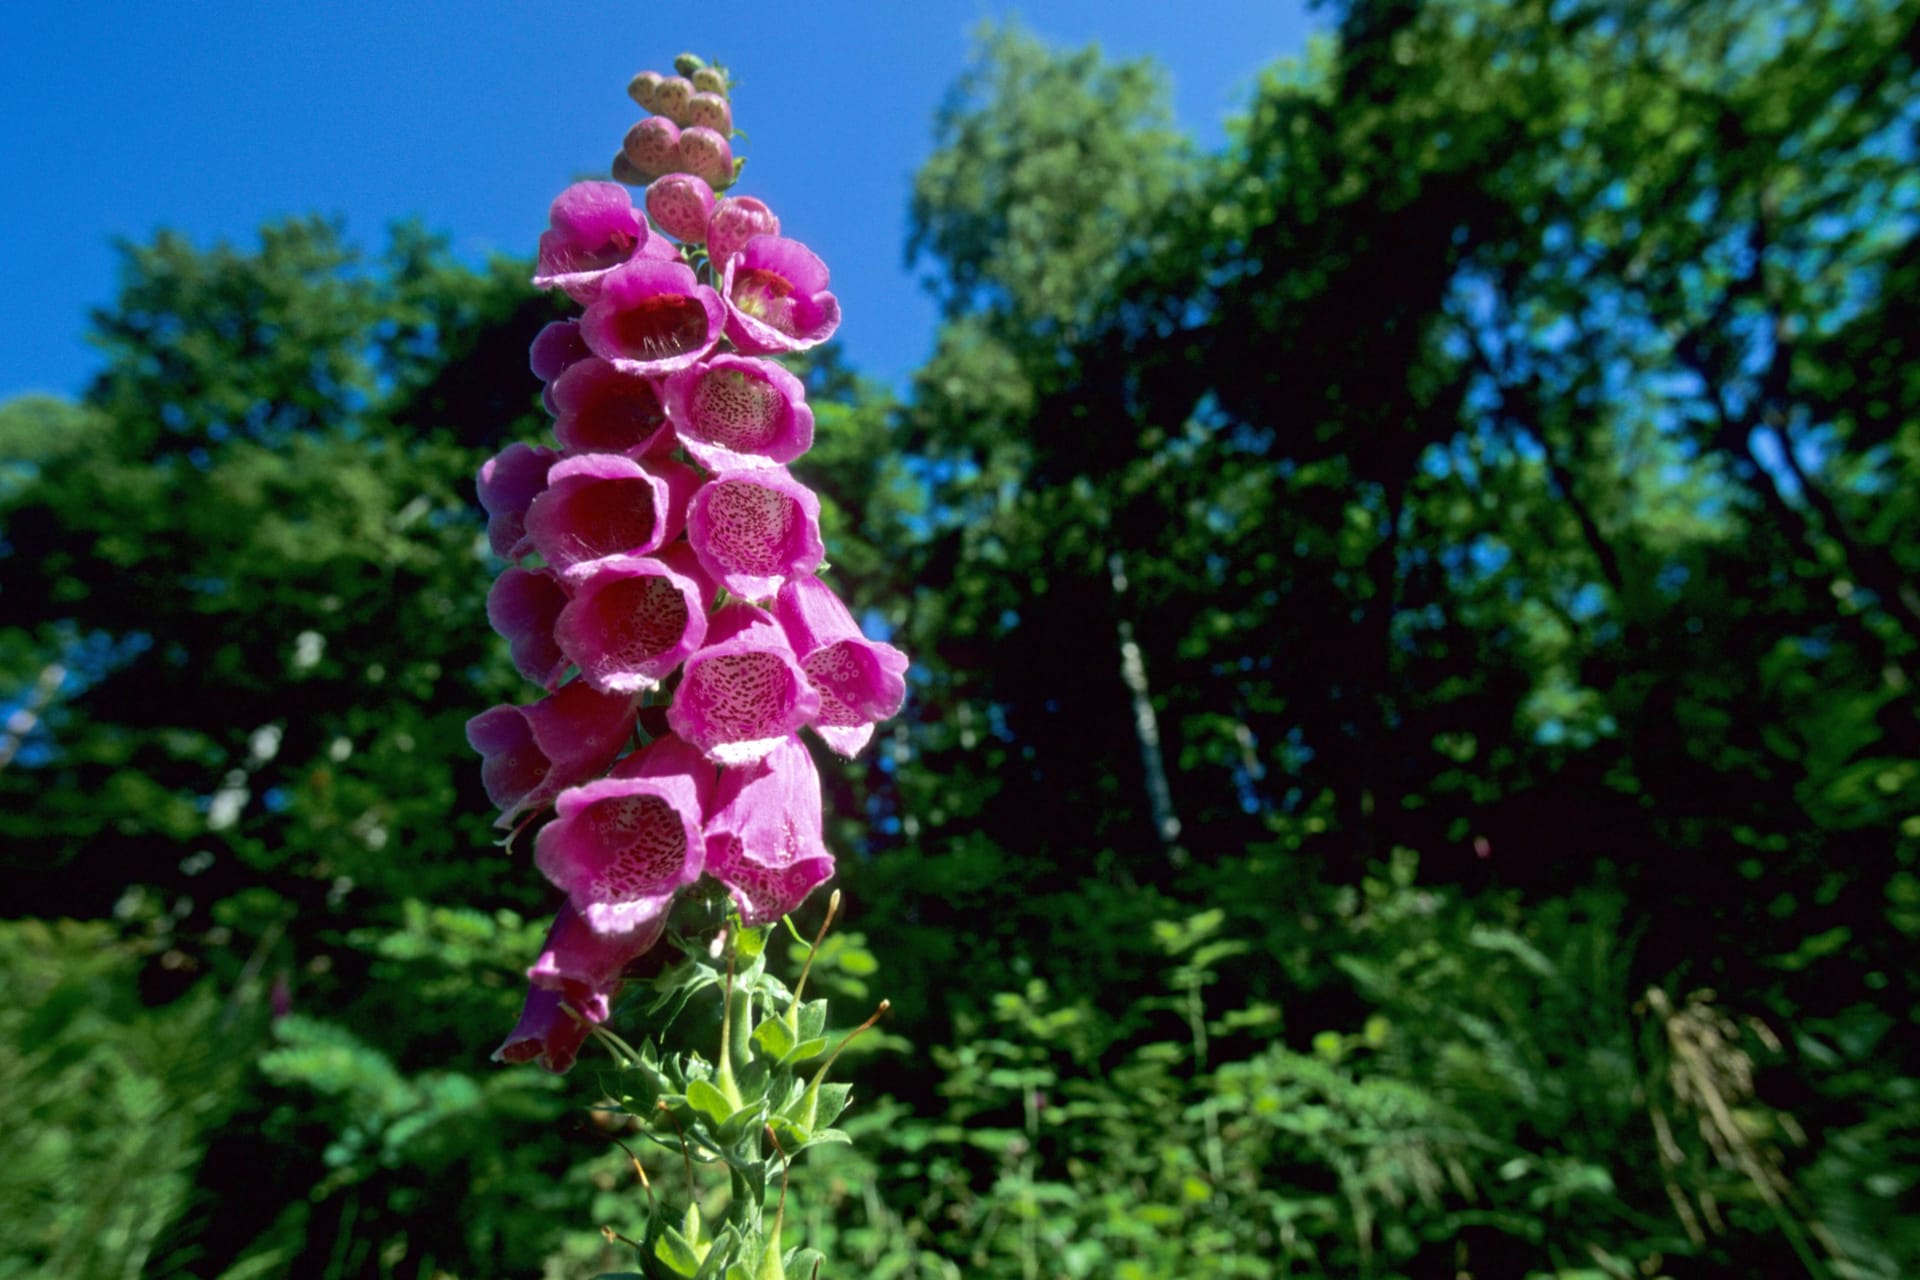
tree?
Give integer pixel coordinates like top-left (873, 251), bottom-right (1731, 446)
top-left (855, 3), bottom-right (1920, 1272)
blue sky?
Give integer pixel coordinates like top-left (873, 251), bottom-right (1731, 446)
top-left (1, 1), bottom-right (1315, 400)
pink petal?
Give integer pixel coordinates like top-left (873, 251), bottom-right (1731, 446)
top-left (550, 358), bottom-right (673, 457)
top-left (687, 92), bottom-right (731, 134)
top-left (774, 577), bottom-right (909, 758)
top-left (646, 174), bottom-right (717, 244)
top-left (677, 126), bottom-right (734, 189)
top-left (667, 603), bottom-right (820, 765)
top-left (529, 320), bottom-right (592, 384)
top-left (494, 985), bottom-right (595, 1073)
top-left (706, 196), bottom-right (780, 269)
top-left (578, 259), bottom-right (726, 377)
top-left (524, 453), bottom-right (699, 580)
top-left (527, 899), bottom-right (668, 1007)
top-left (534, 734), bottom-right (711, 934)
top-left (621, 116), bottom-right (682, 183)
top-left (661, 354), bottom-right (813, 471)
top-left (652, 77), bottom-right (694, 125)
top-left (477, 443), bottom-right (560, 561)
top-left (486, 567), bottom-right (570, 689)
top-left (467, 681), bottom-right (636, 824)
top-left (704, 735), bottom-right (834, 925)
top-left (532, 182), bottom-right (651, 304)
top-left (720, 236), bottom-right (841, 355)
top-left (554, 544), bottom-right (712, 694)
top-left (685, 468), bottom-right (825, 600)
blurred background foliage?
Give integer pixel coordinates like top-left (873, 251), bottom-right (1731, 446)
top-left (3, 0), bottom-right (1918, 1275)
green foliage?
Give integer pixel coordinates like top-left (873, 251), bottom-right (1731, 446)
top-left (573, 900), bottom-right (891, 1280)
top-left (909, 22), bottom-right (1192, 343)
top-left (5, 3), bottom-right (1920, 1276)
top-left (0, 919), bottom-right (246, 1280)
top-left (799, 854), bottom-right (1886, 1277)
top-left (839, 1), bottom-right (1920, 1275)
top-left (0, 216), bottom-right (576, 1277)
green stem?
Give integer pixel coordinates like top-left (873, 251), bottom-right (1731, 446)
top-left (714, 936), bottom-right (747, 1110)
top-left (784, 891), bottom-right (842, 1033)
top-left (797, 999), bottom-right (889, 1129)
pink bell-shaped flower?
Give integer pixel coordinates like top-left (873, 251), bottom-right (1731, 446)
top-left (466, 681), bottom-right (636, 826)
top-left (527, 899), bottom-right (668, 1011)
top-left (530, 320), bottom-right (592, 418)
top-left (523, 453), bottom-right (699, 581)
top-left (720, 235), bottom-right (841, 355)
top-left (478, 442), bottom-right (560, 561)
top-left (705, 196), bottom-right (780, 269)
top-left (549, 358), bottom-right (674, 457)
top-left (534, 733), bottom-right (714, 935)
top-left (704, 735), bottom-right (834, 925)
top-left (661, 354), bottom-right (814, 472)
top-left (532, 182), bottom-right (651, 305)
top-left (685, 467), bottom-right (825, 600)
top-left (579, 259), bottom-right (726, 377)
top-left (554, 543), bottom-right (713, 694)
top-left (486, 567), bottom-right (570, 690)
top-left (494, 985), bottom-right (596, 1073)
top-left (530, 319), bottom-right (592, 383)
top-left (668, 602), bottom-right (821, 766)
top-left (774, 575), bottom-right (910, 758)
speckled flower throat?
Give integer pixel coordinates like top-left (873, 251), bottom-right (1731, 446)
top-left (468, 53), bottom-right (908, 1077)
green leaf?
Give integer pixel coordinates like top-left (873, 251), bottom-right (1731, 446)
top-left (779, 1036), bottom-right (830, 1067)
top-left (691, 1227), bottom-right (737, 1279)
top-left (796, 999), bottom-right (828, 1041)
top-left (783, 1248), bottom-right (826, 1279)
top-left (766, 1115), bottom-right (810, 1149)
top-left (752, 1016), bottom-right (796, 1061)
top-left (800, 1127), bottom-right (851, 1149)
top-left (654, 1227), bottom-right (704, 1278)
top-left (733, 925), bottom-right (769, 962)
top-left (685, 1079), bottom-right (734, 1127)
top-left (717, 1098), bottom-right (770, 1146)
top-left (810, 1081), bottom-right (853, 1128)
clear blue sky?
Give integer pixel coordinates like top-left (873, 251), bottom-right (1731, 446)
top-left (1, 1), bottom-right (1315, 400)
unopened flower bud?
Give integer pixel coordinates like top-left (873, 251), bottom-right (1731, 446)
top-left (677, 126), bottom-right (734, 189)
top-left (647, 173), bottom-right (717, 244)
top-left (653, 75), bottom-right (695, 126)
top-left (705, 195), bottom-right (780, 267)
top-left (627, 70), bottom-right (665, 111)
top-left (610, 150), bottom-right (647, 186)
top-left (688, 91), bottom-right (732, 134)
top-left (673, 52), bottom-right (706, 78)
top-left (622, 116), bottom-right (681, 182)
top-left (691, 66), bottom-right (728, 96)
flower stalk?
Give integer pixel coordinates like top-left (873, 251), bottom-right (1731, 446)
top-left (468, 52), bottom-right (905, 1276)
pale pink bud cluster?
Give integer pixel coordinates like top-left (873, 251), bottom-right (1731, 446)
top-left (622, 62), bottom-right (735, 188)
top-left (478, 71), bottom-right (907, 1071)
